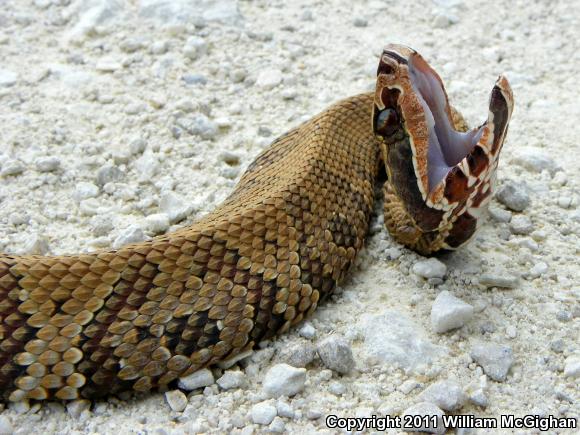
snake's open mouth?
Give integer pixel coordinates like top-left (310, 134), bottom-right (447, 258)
top-left (409, 55), bottom-right (484, 191)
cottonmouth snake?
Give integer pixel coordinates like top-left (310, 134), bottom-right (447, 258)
top-left (0, 45), bottom-right (513, 401)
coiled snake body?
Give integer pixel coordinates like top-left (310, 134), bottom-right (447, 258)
top-left (0, 45), bottom-right (513, 401)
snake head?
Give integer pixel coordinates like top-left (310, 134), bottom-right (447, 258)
top-left (373, 44), bottom-right (514, 252)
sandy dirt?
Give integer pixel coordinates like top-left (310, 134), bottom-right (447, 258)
top-left (0, 0), bottom-right (578, 434)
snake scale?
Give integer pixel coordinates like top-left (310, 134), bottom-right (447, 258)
top-left (0, 45), bottom-right (513, 401)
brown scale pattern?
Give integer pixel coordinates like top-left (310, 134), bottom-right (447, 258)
top-left (0, 93), bottom-right (381, 401)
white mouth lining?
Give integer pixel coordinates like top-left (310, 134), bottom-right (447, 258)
top-left (409, 57), bottom-right (484, 191)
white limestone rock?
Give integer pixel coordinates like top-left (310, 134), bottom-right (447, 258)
top-left (263, 364), bottom-right (306, 398)
top-left (112, 226), bottom-right (147, 249)
top-left (216, 370), bottom-right (247, 390)
top-left (256, 68), bottom-right (283, 90)
top-left (419, 380), bottom-right (467, 411)
top-left (178, 368), bottom-right (215, 391)
top-left (165, 390), bottom-right (188, 412)
top-left (159, 191), bottom-right (191, 223)
top-left (470, 343), bottom-right (513, 382)
top-left (413, 258), bottom-right (447, 280)
top-left (317, 336), bottom-right (355, 374)
top-left (430, 291), bottom-right (474, 333)
top-left (563, 355), bottom-right (580, 378)
top-left (359, 310), bottom-right (446, 372)
top-left (250, 401), bottom-right (277, 425)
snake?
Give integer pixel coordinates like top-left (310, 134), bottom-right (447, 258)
top-left (0, 44), bottom-right (514, 402)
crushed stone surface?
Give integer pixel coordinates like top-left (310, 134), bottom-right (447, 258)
top-left (0, 0), bottom-right (579, 434)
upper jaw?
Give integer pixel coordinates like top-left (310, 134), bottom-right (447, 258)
top-left (374, 46), bottom-right (514, 210)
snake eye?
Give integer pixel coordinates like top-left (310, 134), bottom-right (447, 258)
top-left (375, 108), bottom-right (399, 137)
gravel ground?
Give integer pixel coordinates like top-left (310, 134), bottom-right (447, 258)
top-left (0, 0), bottom-right (579, 434)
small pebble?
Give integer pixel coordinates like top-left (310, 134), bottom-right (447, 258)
top-left (219, 151), bottom-right (241, 165)
top-left (563, 355), bottom-right (580, 378)
top-left (268, 416), bottom-right (285, 433)
top-left (0, 160), bottom-right (24, 177)
top-left (512, 147), bottom-right (560, 175)
top-left (95, 58), bottom-right (122, 72)
top-left (256, 69), bottom-right (283, 90)
top-left (557, 196), bottom-right (573, 209)
top-left (96, 163), bottom-right (124, 186)
top-left (90, 215), bottom-right (113, 237)
top-left (35, 156), bottom-right (61, 172)
top-left (353, 17), bottom-right (367, 27)
top-left (250, 401), bottom-right (277, 425)
top-left (488, 207), bottom-right (512, 223)
top-left (317, 336), bottom-right (355, 374)
top-left (178, 368), bottom-right (214, 391)
top-left (221, 166), bottom-right (239, 179)
top-left (433, 13), bottom-right (453, 29)
top-left (469, 389), bottom-right (488, 407)
top-left (120, 37), bottom-right (144, 53)
top-left (165, 390), bottom-right (188, 412)
top-left (73, 182), bottom-right (99, 202)
top-left (281, 88), bottom-right (297, 100)
top-left (159, 191), bottom-right (191, 223)
top-left (258, 126), bottom-right (272, 137)
top-left (412, 258), bottom-right (447, 280)
top-left (430, 291), bottom-right (474, 333)
top-left (279, 341), bottom-right (316, 367)
top-left (183, 36), bottom-right (207, 60)
top-left (216, 371), bottom-right (247, 390)
top-left (112, 147), bottom-right (131, 165)
top-left (263, 364), bottom-right (306, 398)
top-left (301, 10), bottom-right (314, 21)
top-left (517, 237), bottom-right (538, 251)
top-left (79, 198), bottom-right (102, 216)
top-left (556, 310), bottom-right (572, 323)
top-left (398, 379), bottom-right (419, 395)
top-left (22, 234), bottom-right (50, 255)
top-left (130, 138), bottom-right (147, 155)
top-left (176, 114), bottom-right (218, 140)
top-left (550, 339), bottom-right (564, 353)
top-left (509, 215), bottom-right (533, 235)
top-left (402, 402), bottom-right (445, 434)
top-left (298, 322), bottom-right (316, 339)
top-left (327, 380), bottom-right (346, 396)
top-left (182, 74), bottom-right (208, 85)
top-left (150, 40), bottom-right (169, 55)
top-left (276, 401), bottom-right (294, 419)
top-left (306, 409), bottom-right (322, 420)
top-left (9, 212), bottom-right (29, 226)
top-left (470, 343), bottom-right (513, 382)
top-left (528, 262), bottom-right (548, 279)
top-left (505, 325), bottom-right (518, 339)
top-left (0, 69), bottom-right (18, 87)
top-left (145, 213), bottom-right (170, 234)
top-left (495, 181), bottom-right (530, 211)
top-left (419, 380), bottom-right (466, 411)
top-left (112, 226), bottom-right (146, 249)
top-left (229, 68), bottom-right (246, 83)
top-left (134, 152), bottom-right (160, 181)
top-left (478, 273), bottom-right (519, 289)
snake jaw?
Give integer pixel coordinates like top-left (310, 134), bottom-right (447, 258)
top-left (374, 44), bottom-right (514, 251)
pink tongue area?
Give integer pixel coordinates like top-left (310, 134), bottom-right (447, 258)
top-left (409, 56), bottom-right (484, 191)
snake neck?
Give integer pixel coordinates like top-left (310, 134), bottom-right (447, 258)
top-left (0, 93), bottom-right (380, 401)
